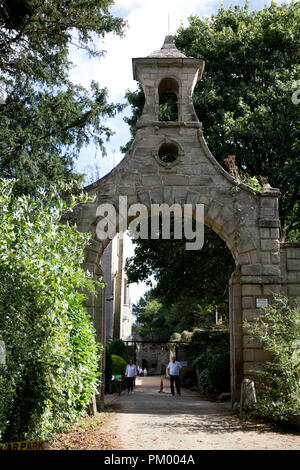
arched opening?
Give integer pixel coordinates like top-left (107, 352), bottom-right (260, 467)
top-left (158, 142), bottom-right (178, 164)
top-left (158, 78), bottom-right (179, 121)
top-left (85, 195), bottom-right (245, 403)
top-left (120, 215), bottom-right (235, 397)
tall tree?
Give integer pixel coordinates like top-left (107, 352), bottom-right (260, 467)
top-left (123, 2), bottom-right (300, 239)
top-left (126, 226), bottom-right (235, 328)
top-left (0, 0), bottom-right (126, 194)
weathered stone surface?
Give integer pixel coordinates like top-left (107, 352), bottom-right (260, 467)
top-left (243, 335), bottom-right (262, 349)
top-left (98, 183), bottom-right (116, 196)
top-left (142, 175), bottom-right (162, 186)
top-left (286, 247), bottom-right (300, 259)
top-left (242, 285), bottom-right (262, 296)
top-left (270, 228), bottom-right (280, 239)
top-left (185, 190), bottom-right (199, 205)
top-left (137, 190), bottom-right (151, 207)
top-left (207, 200), bottom-right (223, 220)
top-left (242, 297), bottom-right (255, 309)
top-left (240, 379), bottom-right (257, 411)
top-left (241, 264), bottom-right (262, 276)
top-left (163, 188), bottom-right (174, 205)
top-left (258, 219), bottom-right (281, 228)
top-left (287, 259), bottom-right (300, 271)
top-left (237, 252), bottom-right (251, 265)
top-left (240, 275), bottom-right (264, 284)
top-left (242, 309), bottom-right (260, 322)
top-left (189, 175), bottom-right (213, 185)
top-left (238, 239), bottom-right (257, 254)
top-left (260, 252), bottom-right (271, 264)
top-left (261, 197), bottom-right (277, 208)
top-left (85, 249), bottom-right (100, 264)
top-left (260, 228), bottom-right (270, 239)
top-left (288, 284), bottom-right (300, 296)
top-left (261, 239), bottom-right (280, 251)
top-left (69, 34), bottom-right (300, 410)
top-left (262, 265), bottom-right (281, 276)
top-left (87, 239), bottom-right (103, 254)
top-left (270, 252), bottom-right (280, 264)
top-left (162, 175), bottom-right (189, 186)
top-left (262, 284), bottom-right (282, 295)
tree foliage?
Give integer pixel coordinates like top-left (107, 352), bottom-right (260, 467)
top-left (108, 338), bottom-right (128, 363)
top-left (123, 2), bottom-right (300, 238)
top-left (111, 355), bottom-right (127, 377)
top-left (0, 0), bottom-right (126, 195)
top-left (134, 295), bottom-right (173, 342)
top-left (126, 226), bottom-right (234, 332)
top-left (245, 295), bottom-right (300, 423)
top-left (0, 180), bottom-right (102, 441)
top-left (189, 330), bottom-right (230, 394)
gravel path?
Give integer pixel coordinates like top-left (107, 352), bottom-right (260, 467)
top-left (102, 376), bottom-right (300, 450)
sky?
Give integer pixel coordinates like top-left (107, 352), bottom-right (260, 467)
top-left (68, 0), bottom-right (289, 304)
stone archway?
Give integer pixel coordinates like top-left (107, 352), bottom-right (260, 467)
top-left (71, 35), bottom-right (297, 406)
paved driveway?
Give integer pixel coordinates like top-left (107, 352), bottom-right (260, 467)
top-left (102, 376), bottom-right (300, 450)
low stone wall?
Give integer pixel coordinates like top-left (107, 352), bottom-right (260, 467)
top-left (280, 242), bottom-right (300, 300)
top-left (135, 343), bottom-right (170, 375)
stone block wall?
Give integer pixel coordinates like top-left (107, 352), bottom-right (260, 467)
top-left (71, 35), bottom-right (300, 407)
top-left (135, 343), bottom-right (170, 375)
top-left (280, 242), bottom-right (300, 300)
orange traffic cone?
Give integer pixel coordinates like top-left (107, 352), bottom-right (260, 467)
top-left (158, 378), bottom-right (164, 393)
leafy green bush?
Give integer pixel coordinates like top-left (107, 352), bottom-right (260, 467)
top-left (111, 355), bottom-right (127, 377)
top-left (206, 351), bottom-right (230, 393)
top-left (189, 330), bottom-right (230, 394)
top-left (108, 339), bottom-right (128, 362)
top-left (0, 180), bottom-right (103, 441)
top-left (198, 368), bottom-right (213, 393)
top-left (181, 366), bottom-right (197, 389)
top-left (244, 295), bottom-right (300, 424)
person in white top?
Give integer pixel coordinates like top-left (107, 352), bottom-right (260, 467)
top-left (167, 356), bottom-right (182, 396)
top-left (125, 359), bottom-right (137, 394)
top-left (143, 368), bottom-right (147, 376)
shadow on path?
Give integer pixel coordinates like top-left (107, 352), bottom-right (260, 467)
top-left (106, 376), bottom-right (267, 435)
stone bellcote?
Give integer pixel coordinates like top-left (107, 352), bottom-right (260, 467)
top-left (132, 35), bottom-right (205, 126)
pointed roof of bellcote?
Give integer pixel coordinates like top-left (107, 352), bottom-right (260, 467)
top-left (148, 35), bottom-right (187, 58)
top-left (132, 35), bottom-right (205, 81)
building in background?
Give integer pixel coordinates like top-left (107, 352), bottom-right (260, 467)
top-left (101, 232), bottom-right (135, 344)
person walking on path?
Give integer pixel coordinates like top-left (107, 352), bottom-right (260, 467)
top-left (167, 356), bottom-right (182, 396)
top-left (125, 359), bottom-right (137, 394)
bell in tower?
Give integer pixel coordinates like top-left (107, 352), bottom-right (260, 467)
top-left (132, 35), bottom-right (205, 125)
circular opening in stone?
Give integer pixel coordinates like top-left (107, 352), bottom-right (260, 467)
top-left (158, 143), bottom-right (178, 164)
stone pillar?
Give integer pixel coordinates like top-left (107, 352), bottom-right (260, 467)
top-left (229, 266), bottom-right (243, 403)
top-left (113, 235), bottom-right (124, 339)
top-left (281, 242), bottom-right (300, 300)
top-left (93, 282), bottom-right (106, 411)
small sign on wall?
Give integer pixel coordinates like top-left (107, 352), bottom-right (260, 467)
top-left (256, 298), bottom-right (269, 308)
